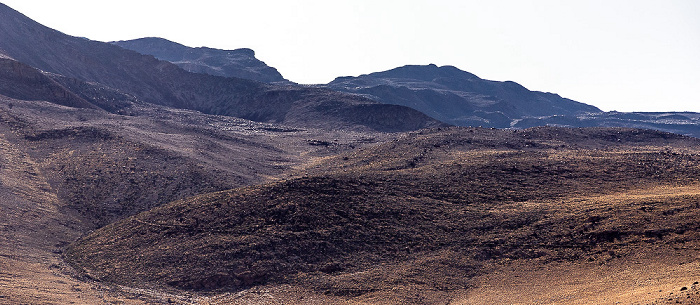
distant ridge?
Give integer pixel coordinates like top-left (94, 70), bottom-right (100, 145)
top-left (327, 64), bottom-right (601, 128)
top-left (2, 2), bottom-right (699, 137)
top-left (0, 3), bottom-right (443, 132)
top-left (113, 37), bottom-right (288, 83)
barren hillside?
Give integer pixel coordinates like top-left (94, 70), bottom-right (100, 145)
top-left (0, 96), bottom-right (390, 304)
top-left (66, 127), bottom-right (700, 304)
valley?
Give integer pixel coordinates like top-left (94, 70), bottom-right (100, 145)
top-left (3, 89), bottom-right (700, 305)
top-left (0, 96), bottom-right (390, 304)
top-left (0, 2), bottom-right (699, 304)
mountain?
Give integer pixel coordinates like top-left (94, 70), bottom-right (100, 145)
top-left (514, 111), bottom-right (700, 138)
top-left (66, 127), bottom-right (700, 304)
top-left (0, 3), bottom-right (442, 132)
top-left (325, 64), bottom-right (700, 138)
top-left (326, 64), bottom-right (601, 128)
top-left (4, 2), bottom-right (700, 304)
top-left (112, 37), bottom-right (288, 83)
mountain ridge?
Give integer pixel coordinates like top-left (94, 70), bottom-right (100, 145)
top-left (0, 3), bottom-right (442, 132)
top-left (100, 35), bottom-right (700, 138)
top-left (326, 64), bottom-right (601, 127)
top-left (2, 2), bottom-right (700, 304)
top-left (112, 37), bottom-right (288, 83)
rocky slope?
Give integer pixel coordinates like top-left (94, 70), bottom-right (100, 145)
top-left (3, 2), bottom-right (700, 304)
top-left (0, 58), bottom-right (98, 110)
top-left (0, 93), bottom-right (393, 303)
top-left (326, 64), bottom-right (601, 128)
top-left (67, 127), bottom-right (700, 304)
top-left (113, 37), bottom-right (287, 83)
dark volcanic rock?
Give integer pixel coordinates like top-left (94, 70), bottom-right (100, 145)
top-left (112, 37), bottom-right (288, 83)
top-left (327, 64), bottom-right (601, 128)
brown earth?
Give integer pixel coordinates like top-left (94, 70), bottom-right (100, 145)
top-left (0, 96), bottom-right (389, 304)
top-left (65, 127), bottom-right (700, 304)
top-left (3, 4), bottom-right (699, 304)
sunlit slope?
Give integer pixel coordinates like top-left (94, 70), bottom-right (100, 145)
top-left (0, 96), bottom-right (390, 303)
top-left (67, 127), bottom-right (700, 304)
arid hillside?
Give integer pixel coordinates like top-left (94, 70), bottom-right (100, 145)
top-left (66, 127), bottom-right (700, 304)
top-left (1, 3), bottom-right (700, 304)
top-left (0, 95), bottom-right (391, 304)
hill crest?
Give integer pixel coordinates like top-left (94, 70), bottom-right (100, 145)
top-left (112, 37), bottom-right (288, 83)
top-left (327, 64), bottom-right (601, 127)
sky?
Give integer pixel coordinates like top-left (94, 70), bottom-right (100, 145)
top-left (2, 0), bottom-right (699, 112)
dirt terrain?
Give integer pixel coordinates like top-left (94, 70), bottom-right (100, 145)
top-left (2, 99), bottom-right (700, 304)
top-left (64, 127), bottom-right (700, 304)
top-left (2, 3), bottom-right (700, 304)
top-left (0, 96), bottom-right (390, 304)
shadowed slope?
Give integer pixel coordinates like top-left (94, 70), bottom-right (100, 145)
top-left (0, 58), bottom-right (98, 110)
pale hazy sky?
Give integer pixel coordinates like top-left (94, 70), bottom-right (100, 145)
top-left (3, 0), bottom-right (699, 112)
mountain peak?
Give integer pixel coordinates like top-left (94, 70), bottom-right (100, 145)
top-left (112, 37), bottom-right (286, 83)
top-left (374, 64), bottom-right (479, 80)
top-left (327, 64), bottom-right (601, 127)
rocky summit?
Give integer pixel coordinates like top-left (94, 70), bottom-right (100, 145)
top-left (327, 64), bottom-right (601, 127)
top-left (113, 37), bottom-right (288, 83)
